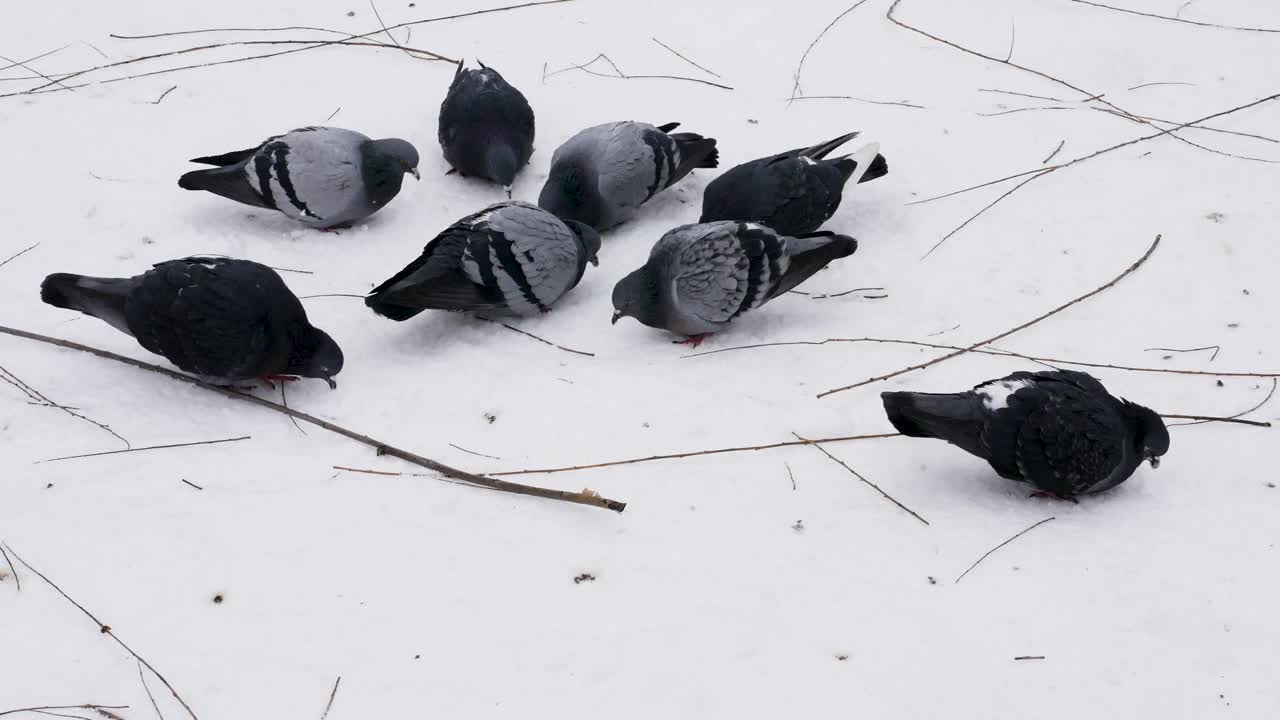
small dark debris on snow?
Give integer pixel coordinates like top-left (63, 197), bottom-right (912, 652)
top-left (1205, 212), bottom-right (1225, 223)
top-left (484, 412), bottom-right (497, 424)
top-left (141, 236), bottom-right (154, 245)
top-left (213, 593), bottom-right (224, 604)
top-left (1243, 289), bottom-right (1250, 295)
top-left (927, 576), bottom-right (937, 585)
top-left (1266, 482), bottom-right (1275, 489)
top-left (791, 520), bottom-right (805, 533)
top-left (834, 654), bottom-right (849, 661)
top-left (747, 119), bottom-right (758, 124)
top-left (1227, 323), bottom-right (1240, 329)
top-left (100, 625), bottom-right (111, 634)
top-left (1217, 380), bottom-right (1225, 387)
top-left (45, 483), bottom-right (53, 489)
top-left (1014, 655), bottom-right (1046, 661)
top-left (1162, 355), bottom-right (1173, 360)
top-left (573, 573), bottom-right (596, 584)
top-left (347, 10), bottom-right (355, 16)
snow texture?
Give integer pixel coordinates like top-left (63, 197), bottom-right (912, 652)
top-left (2, 0), bottom-right (1279, 718)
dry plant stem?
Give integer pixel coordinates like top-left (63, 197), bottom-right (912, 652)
top-left (789, 0), bottom-right (871, 102)
top-left (651, 37), bottom-right (721, 78)
top-left (491, 432), bottom-right (902, 477)
top-left (685, 336), bottom-right (1280, 379)
top-left (0, 708), bottom-right (129, 720)
top-left (819, 235), bottom-right (1161, 397)
top-left (369, 0), bottom-right (412, 57)
top-left (955, 517), bottom-right (1055, 584)
top-left (1042, 140), bottom-right (1065, 164)
top-left (2, 543), bottom-right (198, 720)
top-left (151, 85), bottom-right (177, 104)
top-left (788, 95), bottom-right (925, 109)
top-left (320, 677), bottom-right (341, 720)
top-left (0, 544), bottom-right (19, 591)
top-left (548, 53), bottom-right (733, 91)
top-left (1069, 0), bottom-right (1280, 33)
top-left (39, 436), bottom-right (249, 464)
top-left (0, 243), bottom-right (39, 270)
top-left (1145, 345), bottom-right (1219, 361)
top-left (111, 26), bottom-right (369, 40)
top-left (1129, 81), bottom-right (1196, 91)
top-left (474, 317), bottom-right (594, 357)
top-left (0, 363), bottom-right (130, 447)
top-left (0, 45), bottom-right (70, 74)
top-left (0, 325), bottom-right (625, 513)
top-left (794, 433), bottom-right (929, 526)
top-left (449, 443), bottom-right (502, 460)
top-left (1165, 378), bottom-right (1277, 428)
top-left (138, 660), bottom-right (164, 720)
top-left (0, 52), bottom-right (74, 92)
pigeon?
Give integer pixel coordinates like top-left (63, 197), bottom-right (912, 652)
top-left (699, 131), bottom-right (888, 236)
top-left (538, 121), bottom-right (718, 230)
top-left (438, 60), bottom-right (535, 196)
top-left (40, 257), bottom-right (343, 387)
top-left (881, 370), bottom-right (1169, 499)
top-left (178, 126), bottom-right (420, 228)
top-left (364, 201), bottom-right (601, 320)
top-left (611, 221), bottom-right (857, 343)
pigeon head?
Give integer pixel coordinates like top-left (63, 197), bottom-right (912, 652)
top-left (539, 163), bottom-right (603, 229)
top-left (485, 143), bottom-right (519, 196)
top-left (287, 325), bottom-right (345, 389)
top-left (1123, 401), bottom-right (1169, 468)
top-left (562, 219), bottom-right (601, 267)
top-left (611, 266), bottom-right (662, 328)
top-left (365, 137), bottom-right (421, 182)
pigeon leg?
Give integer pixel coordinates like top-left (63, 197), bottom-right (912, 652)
top-left (258, 374), bottom-right (301, 391)
top-left (673, 333), bottom-right (714, 348)
top-left (319, 223), bottom-right (352, 234)
top-left (1029, 490), bottom-right (1080, 504)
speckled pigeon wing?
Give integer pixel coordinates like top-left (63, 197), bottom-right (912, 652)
top-left (1014, 389), bottom-right (1126, 495)
top-left (667, 222), bottom-right (789, 326)
top-left (462, 201), bottom-right (582, 313)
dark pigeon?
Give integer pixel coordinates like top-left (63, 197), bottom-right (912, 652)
top-left (700, 131), bottom-right (887, 235)
top-left (881, 370), bottom-right (1169, 498)
top-left (611, 221), bottom-right (857, 344)
top-left (438, 60), bottom-right (535, 195)
top-left (365, 201), bottom-right (600, 320)
top-left (178, 126), bottom-right (420, 228)
top-left (538, 121), bottom-right (718, 230)
top-left (40, 257), bottom-right (343, 387)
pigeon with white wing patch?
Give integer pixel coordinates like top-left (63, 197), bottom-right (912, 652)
top-left (700, 131), bottom-right (887, 235)
top-left (881, 370), bottom-right (1169, 498)
top-left (611, 221), bottom-right (857, 344)
top-left (179, 126), bottom-right (420, 228)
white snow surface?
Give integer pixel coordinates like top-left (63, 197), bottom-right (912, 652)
top-left (3, 0), bottom-right (1280, 717)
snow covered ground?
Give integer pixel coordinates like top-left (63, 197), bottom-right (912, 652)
top-left (2, 0), bottom-right (1279, 717)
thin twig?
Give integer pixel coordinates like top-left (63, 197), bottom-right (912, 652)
top-left (319, 677), bottom-right (341, 720)
top-left (785, 462), bottom-right (796, 491)
top-left (0, 325), bottom-right (626, 512)
top-left (0, 544), bottom-right (19, 591)
top-left (789, 0), bottom-right (871, 103)
top-left (0, 45), bottom-right (70, 74)
top-left (475, 317), bottom-right (594, 357)
top-left (803, 286), bottom-right (886, 300)
top-left (1145, 345), bottom-right (1220, 361)
top-left (39, 436), bottom-right (249, 464)
top-left (491, 432), bottom-right (902, 477)
top-left (1014, 655), bottom-right (1046, 661)
top-left (2, 544), bottom-right (199, 720)
top-left (0, 52), bottom-right (74, 91)
top-left (978, 105), bottom-right (1072, 117)
top-left (150, 85), bottom-right (177, 104)
top-left (978, 88), bottom-right (1067, 103)
top-left (325, 106), bottom-right (341, 122)
top-left (449, 443), bottom-right (502, 461)
top-left (1070, 0), bottom-right (1280, 33)
top-left (547, 53), bottom-right (733, 91)
top-left (788, 95), bottom-right (925, 109)
top-left (334, 465), bottom-right (412, 477)
top-left (1165, 378), bottom-right (1277, 428)
top-left (280, 381), bottom-right (308, 436)
top-left (819, 234), bottom-right (1162, 397)
top-left (110, 25), bottom-right (364, 40)
top-left (0, 363), bottom-right (130, 447)
top-left (1041, 140), bottom-right (1065, 164)
top-left (0, 243), bottom-right (39, 270)
top-left (651, 37), bottom-right (721, 78)
top-left (0, 708), bottom-right (129, 720)
top-left (138, 660), bottom-right (164, 720)
top-left (683, 335), bottom-right (1280, 380)
top-left (300, 294), bottom-right (365, 300)
top-left (180, 479), bottom-right (204, 491)
top-left (795, 433), bottom-right (928, 526)
top-left (1128, 81), bottom-right (1196, 91)
top-left (955, 517), bottom-right (1055, 584)
top-left (370, 0), bottom-right (415, 58)
top-left (1004, 17), bottom-right (1016, 62)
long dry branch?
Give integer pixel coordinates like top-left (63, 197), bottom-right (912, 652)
top-left (955, 517), bottom-right (1055, 584)
top-left (0, 707), bottom-right (130, 720)
top-left (818, 234), bottom-right (1162, 397)
top-left (491, 432), bottom-right (902, 477)
top-left (789, 0), bottom-right (872, 103)
top-left (795, 433), bottom-right (928, 525)
top-left (1, 544), bottom-right (198, 720)
top-left (1164, 378), bottom-right (1277, 428)
top-left (1070, 0), bottom-right (1280, 33)
top-left (0, 325), bottom-right (625, 513)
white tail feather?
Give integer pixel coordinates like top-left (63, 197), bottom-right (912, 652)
top-left (843, 141), bottom-right (881, 185)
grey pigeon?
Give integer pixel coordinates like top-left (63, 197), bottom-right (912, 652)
top-left (881, 370), bottom-right (1169, 499)
top-left (700, 131), bottom-right (887, 235)
top-left (365, 201), bottom-right (601, 319)
top-left (611, 221), bottom-right (857, 343)
top-left (178, 126), bottom-right (420, 228)
top-left (41, 257), bottom-right (343, 387)
top-left (438, 60), bottom-right (535, 195)
top-left (538, 121), bottom-right (718, 230)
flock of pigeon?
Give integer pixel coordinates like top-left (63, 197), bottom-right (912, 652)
top-left (36, 61), bottom-right (1169, 500)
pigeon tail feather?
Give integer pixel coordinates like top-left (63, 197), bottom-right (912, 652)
top-left (40, 273), bottom-right (134, 335)
top-left (768, 234), bottom-right (857, 298)
top-left (178, 166), bottom-right (271, 209)
top-left (881, 391), bottom-right (985, 456)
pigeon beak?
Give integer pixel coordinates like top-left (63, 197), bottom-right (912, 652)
top-left (325, 376), bottom-right (338, 390)
top-left (590, 256), bottom-right (599, 267)
top-left (611, 311), bottom-right (622, 325)
top-left (410, 167), bottom-right (421, 181)
top-left (1148, 456), bottom-right (1160, 469)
